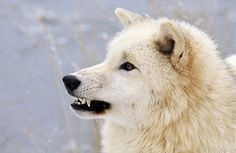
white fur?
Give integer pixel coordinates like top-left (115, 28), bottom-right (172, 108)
top-left (226, 55), bottom-right (236, 77)
top-left (68, 8), bottom-right (236, 153)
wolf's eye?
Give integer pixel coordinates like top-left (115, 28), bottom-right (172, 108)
top-left (119, 62), bottom-right (136, 71)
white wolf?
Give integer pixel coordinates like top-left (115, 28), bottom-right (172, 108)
top-left (63, 8), bottom-right (236, 153)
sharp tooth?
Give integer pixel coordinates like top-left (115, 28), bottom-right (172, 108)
top-left (87, 100), bottom-right (91, 107)
top-left (82, 99), bottom-right (86, 104)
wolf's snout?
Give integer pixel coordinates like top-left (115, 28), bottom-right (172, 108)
top-left (62, 75), bottom-right (81, 93)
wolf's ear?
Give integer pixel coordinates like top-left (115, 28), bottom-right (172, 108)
top-left (115, 8), bottom-right (144, 27)
top-left (157, 20), bottom-right (189, 71)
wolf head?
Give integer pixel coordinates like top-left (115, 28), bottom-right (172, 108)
top-left (63, 8), bottom-right (219, 128)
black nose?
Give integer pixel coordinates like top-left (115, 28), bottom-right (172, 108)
top-left (62, 75), bottom-right (81, 92)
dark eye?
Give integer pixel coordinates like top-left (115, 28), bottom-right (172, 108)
top-left (119, 62), bottom-right (136, 71)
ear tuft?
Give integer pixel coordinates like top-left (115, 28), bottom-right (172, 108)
top-left (115, 8), bottom-right (144, 27)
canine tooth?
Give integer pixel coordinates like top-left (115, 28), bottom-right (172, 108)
top-left (87, 100), bottom-right (91, 107)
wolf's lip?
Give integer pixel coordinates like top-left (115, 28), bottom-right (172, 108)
top-left (71, 98), bottom-right (111, 113)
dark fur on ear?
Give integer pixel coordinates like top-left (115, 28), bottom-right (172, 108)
top-left (156, 20), bottom-right (190, 71)
top-left (156, 37), bottom-right (175, 55)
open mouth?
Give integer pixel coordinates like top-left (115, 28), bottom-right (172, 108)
top-left (71, 97), bottom-right (111, 114)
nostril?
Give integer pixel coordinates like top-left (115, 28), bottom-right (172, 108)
top-left (62, 75), bottom-right (81, 91)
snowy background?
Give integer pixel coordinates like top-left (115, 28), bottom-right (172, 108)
top-left (0, 0), bottom-right (236, 153)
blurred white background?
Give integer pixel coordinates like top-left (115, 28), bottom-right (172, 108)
top-left (0, 0), bottom-right (236, 153)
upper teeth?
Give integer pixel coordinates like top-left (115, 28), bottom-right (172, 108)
top-left (74, 98), bottom-right (91, 107)
top-left (73, 98), bottom-right (79, 103)
top-left (80, 98), bottom-right (86, 104)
